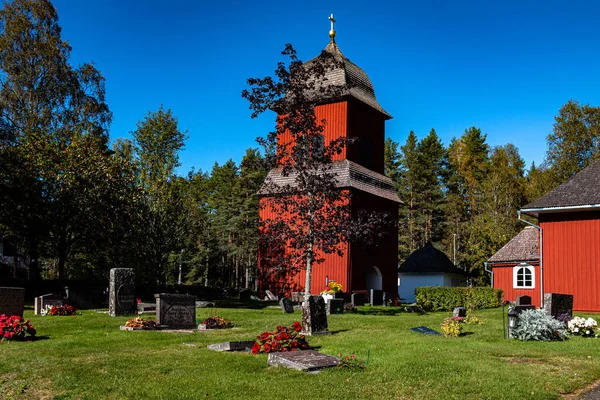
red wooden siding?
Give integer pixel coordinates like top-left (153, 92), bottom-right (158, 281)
top-left (492, 263), bottom-right (541, 306)
top-left (540, 211), bottom-right (600, 312)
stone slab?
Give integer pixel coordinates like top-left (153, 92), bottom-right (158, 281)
top-left (34, 293), bottom-right (63, 315)
top-left (327, 299), bottom-right (344, 315)
top-left (543, 293), bottom-right (573, 318)
top-left (267, 350), bottom-right (340, 371)
top-left (280, 298), bottom-right (294, 314)
top-left (516, 295), bottom-right (532, 306)
top-left (301, 295), bottom-right (328, 335)
top-left (155, 293), bottom-right (196, 329)
top-left (109, 268), bottom-right (136, 316)
top-left (265, 290), bottom-right (278, 301)
top-left (0, 287), bottom-right (25, 317)
top-left (207, 341), bottom-right (255, 352)
top-left (411, 326), bottom-right (442, 336)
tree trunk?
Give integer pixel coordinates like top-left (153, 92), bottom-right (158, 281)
top-left (303, 242), bottom-right (313, 305)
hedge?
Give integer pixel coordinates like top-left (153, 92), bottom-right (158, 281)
top-left (415, 286), bottom-right (503, 311)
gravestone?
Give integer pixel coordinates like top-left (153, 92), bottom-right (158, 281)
top-left (327, 299), bottom-right (344, 315)
top-left (109, 268), bottom-right (136, 317)
top-left (369, 289), bottom-right (384, 306)
top-left (155, 293), bottom-right (196, 329)
top-left (264, 290), bottom-right (278, 301)
top-left (453, 307), bottom-right (466, 318)
top-left (383, 292), bottom-right (399, 307)
top-left (516, 295), bottom-right (532, 306)
top-left (351, 293), bottom-right (365, 307)
top-left (543, 293), bottom-right (573, 318)
top-left (207, 341), bottom-right (255, 352)
top-left (291, 292), bottom-right (303, 304)
top-left (137, 302), bottom-right (156, 314)
top-left (301, 295), bottom-right (329, 335)
top-left (34, 293), bottom-right (64, 315)
top-left (279, 298), bottom-right (294, 314)
top-left (267, 350), bottom-right (340, 371)
top-left (239, 289), bottom-right (251, 301)
top-left (0, 287), bottom-right (25, 317)
top-left (195, 301), bottom-right (215, 308)
top-left (410, 326), bottom-right (441, 336)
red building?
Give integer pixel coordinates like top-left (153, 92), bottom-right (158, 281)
top-left (258, 27), bottom-right (400, 296)
top-left (488, 160), bottom-right (600, 311)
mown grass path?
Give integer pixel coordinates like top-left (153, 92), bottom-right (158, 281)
top-left (1, 305), bottom-right (599, 399)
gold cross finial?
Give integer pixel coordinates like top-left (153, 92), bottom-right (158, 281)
top-left (328, 13), bottom-right (336, 41)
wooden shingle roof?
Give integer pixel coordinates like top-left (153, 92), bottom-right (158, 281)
top-left (259, 159), bottom-right (401, 203)
top-left (487, 226), bottom-right (539, 263)
top-left (521, 159), bottom-right (600, 214)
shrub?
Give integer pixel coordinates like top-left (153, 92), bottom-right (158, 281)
top-left (252, 321), bottom-right (309, 354)
top-left (441, 316), bottom-right (464, 337)
top-left (567, 316), bottom-right (598, 337)
top-left (415, 287), bottom-right (503, 311)
top-left (0, 314), bottom-right (36, 341)
top-left (511, 309), bottom-right (569, 341)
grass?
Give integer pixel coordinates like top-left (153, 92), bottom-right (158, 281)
top-left (1, 304), bottom-right (600, 399)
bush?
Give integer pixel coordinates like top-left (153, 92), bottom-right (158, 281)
top-left (567, 316), bottom-right (598, 338)
top-left (512, 309), bottom-right (569, 341)
top-left (415, 287), bottom-right (503, 311)
top-left (441, 316), bottom-right (464, 337)
top-left (252, 321), bottom-right (309, 354)
top-left (0, 314), bottom-right (36, 341)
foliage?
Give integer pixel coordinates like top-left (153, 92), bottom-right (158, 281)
top-left (0, 314), bottom-right (36, 341)
top-left (464, 315), bottom-right (483, 325)
top-left (336, 353), bottom-right (365, 370)
top-left (46, 304), bottom-right (76, 316)
top-left (201, 316), bottom-right (233, 329)
top-left (322, 281), bottom-right (343, 295)
top-left (441, 316), bottom-right (464, 337)
top-left (567, 316), bottom-right (598, 338)
top-left (415, 286), bottom-right (503, 311)
top-left (252, 321), bottom-right (309, 354)
top-left (511, 309), bottom-right (569, 341)
top-left (125, 317), bottom-right (159, 329)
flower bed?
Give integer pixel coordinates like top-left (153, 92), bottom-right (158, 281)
top-left (567, 316), bottom-right (598, 338)
top-left (198, 316), bottom-right (233, 330)
top-left (46, 304), bottom-right (77, 316)
top-left (123, 317), bottom-right (160, 330)
top-left (252, 321), bottom-right (309, 354)
top-left (441, 316), bottom-right (464, 337)
top-left (0, 314), bottom-right (36, 341)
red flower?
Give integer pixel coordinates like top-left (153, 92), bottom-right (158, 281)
top-left (258, 331), bottom-right (271, 341)
top-left (263, 343), bottom-right (271, 353)
top-left (292, 321), bottom-right (302, 332)
top-left (251, 342), bottom-right (261, 354)
top-left (271, 340), bottom-right (282, 351)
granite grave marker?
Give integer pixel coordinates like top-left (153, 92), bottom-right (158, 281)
top-left (34, 293), bottom-right (63, 315)
top-left (155, 293), bottom-right (196, 329)
top-left (351, 292), bottom-right (365, 307)
top-left (453, 307), bottom-right (466, 318)
top-left (369, 289), bottom-right (384, 306)
top-left (109, 268), bottom-right (137, 316)
top-left (327, 298), bottom-right (344, 315)
top-left (207, 341), bottom-right (256, 352)
top-left (267, 350), bottom-right (340, 371)
top-left (280, 298), bottom-right (294, 314)
top-left (0, 287), bottom-right (25, 317)
top-left (301, 295), bottom-right (329, 335)
top-left (544, 293), bottom-right (573, 318)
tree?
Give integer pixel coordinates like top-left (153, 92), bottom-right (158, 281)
top-left (547, 100), bottom-right (600, 182)
top-left (397, 131), bottom-right (419, 260)
top-left (0, 0), bottom-right (114, 281)
top-left (242, 44), bottom-right (387, 302)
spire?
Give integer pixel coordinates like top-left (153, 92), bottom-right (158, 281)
top-left (328, 13), bottom-right (336, 43)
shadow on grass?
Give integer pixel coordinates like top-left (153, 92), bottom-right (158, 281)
top-left (328, 329), bottom-right (350, 335)
top-left (32, 335), bottom-right (51, 341)
top-left (351, 307), bottom-right (422, 316)
top-left (210, 299), bottom-right (279, 309)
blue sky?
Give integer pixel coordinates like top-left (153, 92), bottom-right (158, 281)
top-left (52, 0), bottom-right (600, 175)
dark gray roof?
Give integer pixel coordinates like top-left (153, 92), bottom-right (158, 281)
top-left (487, 226), bottom-right (539, 263)
top-left (521, 159), bottom-right (600, 214)
top-left (399, 243), bottom-right (467, 275)
top-left (304, 41), bottom-right (391, 119)
top-left (259, 159), bottom-right (401, 203)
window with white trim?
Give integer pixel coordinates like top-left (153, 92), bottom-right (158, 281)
top-left (513, 264), bottom-right (535, 289)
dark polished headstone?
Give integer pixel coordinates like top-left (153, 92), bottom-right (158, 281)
top-left (327, 299), bottom-right (344, 315)
top-left (411, 326), bottom-right (441, 336)
top-left (109, 268), bottom-right (136, 317)
top-left (239, 289), bottom-right (252, 301)
top-left (516, 295), bottom-right (532, 306)
top-left (351, 293), bottom-right (365, 307)
top-left (155, 293), bottom-right (196, 329)
top-left (543, 293), bottom-right (573, 317)
top-left (369, 289), bottom-right (384, 306)
top-left (280, 298), bottom-right (294, 314)
top-left (453, 307), bottom-right (467, 318)
top-left (34, 293), bottom-right (64, 315)
top-left (207, 341), bottom-right (255, 352)
top-left (267, 350), bottom-right (340, 371)
top-left (301, 295), bottom-right (328, 335)
top-left (0, 287), bottom-right (25, 317)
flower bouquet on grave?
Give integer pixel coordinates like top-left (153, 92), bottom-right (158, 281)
top-left (321, 281), bottom-right (343, 295)
top-left (199, 316), bottom-right (233, 330)
top-left (441, 316), bottom-right (464, 337)
top-left (46, 304), bottom-right (77, 316)
top-left (124, 317), bottom-right (160, 330)
top-left (0, 314), bottom-right (36, 341)
top-left (567, 316), bottom-right (598, 337)
top-left (252, 321), bottom-right (310, 354)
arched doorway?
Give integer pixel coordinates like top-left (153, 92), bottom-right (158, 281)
top-left (365, 266), bottom-right (382, 291)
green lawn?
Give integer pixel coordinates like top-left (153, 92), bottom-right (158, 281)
top-left (1, 304), bottom-right (599, 399)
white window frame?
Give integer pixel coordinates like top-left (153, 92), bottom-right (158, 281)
top-left (513, 264), bottom-right (535, 289)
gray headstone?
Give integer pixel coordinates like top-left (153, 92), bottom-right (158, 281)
top-left (137, 302), bottom-right (156, 314)
top-left (453, 307), bottom-right (467, 318)
top-left (155, 293), bottom-right (196, 329)
top-left (411, 326), bottom-right (442, 336)
top-left (0, 287), bottom-right (25, 317)
top-left (543, 293), bottom-right (573, 317)
top-left (195, 301), bottom-right (215, 308)
top-left (351, 293), bottom-right (365, 307)
top-left (301, 295), bottom-right (328, 335)
top-left (267, 350), bottom-right (340, 371)
top-left (291, 292), bottom-right (303, 303)
top-left (34, 293), bottom-right (63, 315)
top-left (369, 289), bottom-right (384, 306)
top-left (207, 341), bottom-right (255, 352)
top-left (516, 295), bottom-right (532, 306)
top-left (279, 298), bottom-right (294, 314)
top-left (265, 290), bottom-right (278, 301)
top-left (109, 268), bottom-right (136, 317)
top-left (327, 299), bottom-right (344, 315)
